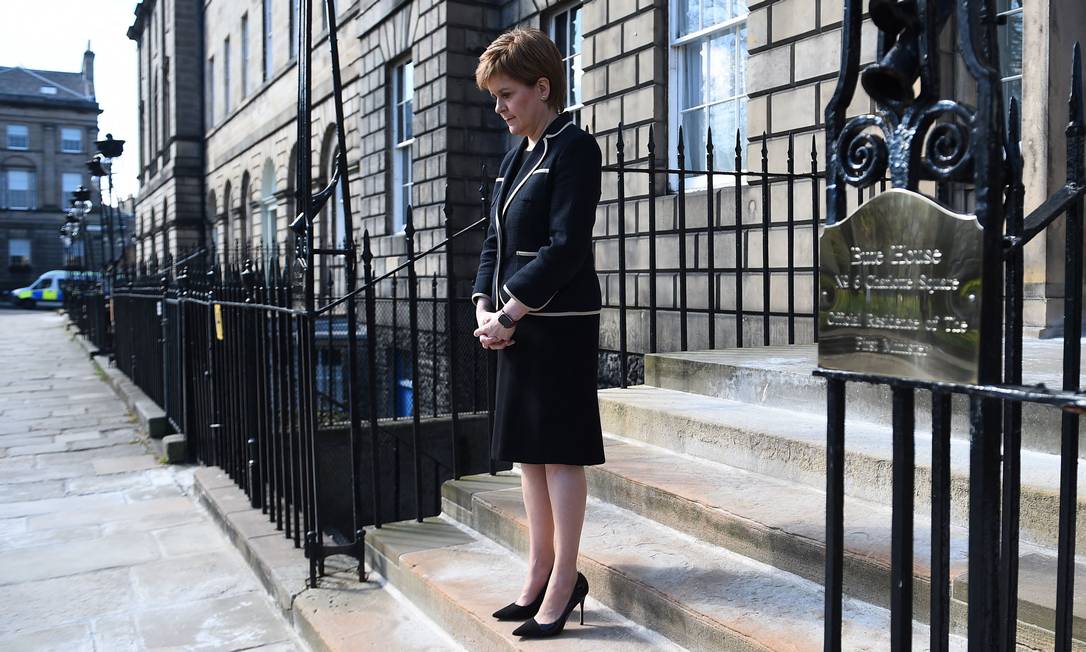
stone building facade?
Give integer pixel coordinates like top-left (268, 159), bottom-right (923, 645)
top-left (130, 0), bottom-right (1082, 344)
top-left (0, 50), bottom-right (101, 292)
top-left (128, 0), bottom-right (206, 267)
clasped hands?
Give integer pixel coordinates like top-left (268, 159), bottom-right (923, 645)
top-left (474, 298), bottom-right (527, 350)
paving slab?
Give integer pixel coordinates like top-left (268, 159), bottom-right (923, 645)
top-left (0, 622), bottom-right (94, 652)
top-left (135, 592), bottom-right (296, 651)
top-left (0, 309), bottom-right (307, 652)
top-left (0, 567), bottom-right (134, 633)
top-left (92, 453), bottom-right (161, 474)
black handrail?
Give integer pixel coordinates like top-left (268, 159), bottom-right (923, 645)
top-left (313, 215), bottom-right (487, 316)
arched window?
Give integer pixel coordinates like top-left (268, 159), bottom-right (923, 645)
top-left (260, 159), bottom-right (277, 250)
top-left (322, 144), bottom-right (346, 248)
top-left (239, 172), bottom-right (251, 253)
top-left (222, 180), bottom-right (233, 262)
top-left (207, 191), bottom-right (219, 259)
top-left (149, 206), bottom-right (157, 265)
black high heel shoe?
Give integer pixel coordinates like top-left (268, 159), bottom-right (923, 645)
top-left (511, 572), bottom-right (589, 639)
top-left (492, 577), bottom-right (549, 621)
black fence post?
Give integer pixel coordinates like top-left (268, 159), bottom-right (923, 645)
top-left (706, 126), bottom-right (716, 349)
top-left (677, 126), bottom-right (688, 351)
top-left (760, 133), bottom-right (771, 346)
top-left (735, 130), bottom-right (744, 347)
top-left (1055, 42), bottom-right (1084, 652)
top-left (444, 201), bottom-right (461, 481)
top-left (362, 231), bottom-right (383, 528)
top-left (647, 126), bottom-right (658, 354)
top-left (810, 136), bottom-right (820, 342)
top-left (616, 122), bottom-right (628, 386)
top-left (405, 206), bottom-right (424, 523)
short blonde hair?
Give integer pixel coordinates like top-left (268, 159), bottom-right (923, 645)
top-left (475, 28), bottom-right (566, 113)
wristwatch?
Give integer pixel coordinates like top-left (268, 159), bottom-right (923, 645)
top-left (497, 311), bottom-right (518, 328)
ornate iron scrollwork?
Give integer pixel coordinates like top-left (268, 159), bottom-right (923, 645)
top-left (825, 0), bottom-right (988, 203)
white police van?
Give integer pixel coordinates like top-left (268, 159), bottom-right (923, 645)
top-left (9, 270), bottom-right (74, 309)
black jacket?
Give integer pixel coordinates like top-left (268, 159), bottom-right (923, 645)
top-left (472, 113), bottom-right (603, 316)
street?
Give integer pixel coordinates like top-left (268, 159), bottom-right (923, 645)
top-left (0, 306), bottom-right (306, 652)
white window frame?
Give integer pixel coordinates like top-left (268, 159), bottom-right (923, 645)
top-left (60, 128), bottom-right (82, 153)
top-left (390, 60), bottom-right (414, 233)
top-left (6, 169), bottom-right (35, 210)
top-left (62, 172), bottom-right (82, 207)
top-left (668, 1), bottom-right (749, 190)
top-left (241, 13), bottom-right (251, 98)
top-left (6, 124), bottom-right (28, 150)
top-left (548, 3), bottom-right (584, 118)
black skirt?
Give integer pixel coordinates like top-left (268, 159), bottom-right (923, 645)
top-left (491, 314), bottom-right (605, 466)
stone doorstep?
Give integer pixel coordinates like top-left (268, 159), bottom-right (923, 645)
top-left (644, 346), bottom-right (1081, 459)
top-left (441, 477), bottom-right (959, 652)
top-left (365, 517), bottom-right (681, 652)
top-left (597, 385), bottom-right (1086, 551)
top-left (583, 433), bottom-right (1084, 647)
top-left (191, 466), bottom-right (460, 652)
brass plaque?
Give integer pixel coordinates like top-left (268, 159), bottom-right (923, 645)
top-left (818, 189), bottom-right (983, 383)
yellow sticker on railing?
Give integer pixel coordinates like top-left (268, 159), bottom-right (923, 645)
top-left (214, 304), bottom-right (224, 341)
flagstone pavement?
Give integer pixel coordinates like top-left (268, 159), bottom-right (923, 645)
top-left (0, 306), bottom-right (307, 652)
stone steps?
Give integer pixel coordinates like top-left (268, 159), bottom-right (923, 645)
top-left (363, 516), bottom-right (681, 651)
top-left (598, 385), bottom-right (1086, 550)
top-left (588, 434), bottom-right (1086, 649)
top-left (442, 475), bottom-right (964, 652)
top-left (644, 345), bottom-right (1082, 458)
top-left (193, 467), bottom-right (465, 652)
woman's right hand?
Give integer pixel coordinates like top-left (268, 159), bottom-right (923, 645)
top-left (475, 306), bottom-right (513, 350)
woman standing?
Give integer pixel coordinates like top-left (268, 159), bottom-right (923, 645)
top-left (470, 27), bottom-right (605, 640)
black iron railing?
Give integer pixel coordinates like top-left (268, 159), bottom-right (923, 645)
top-left (63, 274), bottom-right (112, 354)
top-left (818, 0), bottom-right (1086, 649)
top-left (599, 127), bottom-right (892, 387)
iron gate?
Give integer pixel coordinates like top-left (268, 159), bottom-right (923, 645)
top-left (817, 1), bottom-right (1085, 650)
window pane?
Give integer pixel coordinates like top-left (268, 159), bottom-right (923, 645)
top-left (736, 25), bottom-right (748, 94)
top-left (709, 101), bottom-right (738, 170)
top-left (1004, 78), bottom-right (1022, 115)
top-left (8, 170), bottom-right (29, 190)
top-left (7, 125), bottom-right (28, 149)
top-left (708, 31), bottom-right (737, 101)
top-left (403, 99), bottom-right (413, 141)
top-left (9, 239), bottom-right (30, 257)
top-left (555, 10), bottom-right (568, 57)
top-left (682, 41), bottom-right (707, 109)
top-left (998, 11), bottom-right (1023, 79)
top-left (61, 128), bottom-right (81, 152)
top-left (678, 0), bottom-right (701, 37)
top-left (704, 0), bottom-right (734, 26)
top-left (680, 109), bottom-right (707, 170)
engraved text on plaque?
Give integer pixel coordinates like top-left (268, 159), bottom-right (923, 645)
top-left (818, 188), bottom-right (983, 383)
